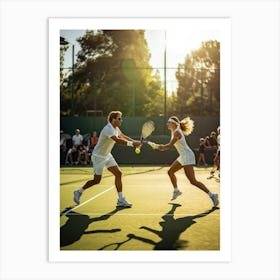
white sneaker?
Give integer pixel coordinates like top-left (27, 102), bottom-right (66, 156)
top-left (74, 190), bottom-right (82, 204)
top-left (116, 197), bottom-right (132, 207)
top-left (171, 190), bottom-right (182, 200)
top-left (210, 193), bottom-right (219, 207)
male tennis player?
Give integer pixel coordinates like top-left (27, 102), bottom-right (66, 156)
top-left (73, 111), bottom-right (141, 207)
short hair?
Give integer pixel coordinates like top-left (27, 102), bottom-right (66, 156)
top-left (107, 111), bottom-right (122, 123)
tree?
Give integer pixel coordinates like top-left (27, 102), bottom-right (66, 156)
top-left (175, 40), bottom-right (220, 116)
top-left (60, 30), bottom-right (164, 117)
top-left (60, 44), bottom-right (72, 116)
top-left (143, 70), bottom-right (165, 116)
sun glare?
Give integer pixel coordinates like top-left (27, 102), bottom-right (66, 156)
top-left (144, 29), bottom-right (220, 95)
top-left (61, 29), bottom-right (220, 95)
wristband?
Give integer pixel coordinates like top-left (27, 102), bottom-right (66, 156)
top-left (148, 141), bottom-right (159, 149)
top-left (127, 141), bottom-right (133, 147)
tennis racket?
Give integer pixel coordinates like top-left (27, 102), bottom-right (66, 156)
top-left (135, 121), bottom-right (155, 154)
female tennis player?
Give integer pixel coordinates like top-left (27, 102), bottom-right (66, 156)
top-left (73, 111), bottom-right (141, 207)
top-left (149, 116), bottom-right (219, 207)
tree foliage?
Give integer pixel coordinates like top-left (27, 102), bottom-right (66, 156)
top-left (60, 30), bottom-right (164, 116)
top-left (60, 34), bottom-right (220, 117)
top-left (175, 40), bottom-right (220, 116)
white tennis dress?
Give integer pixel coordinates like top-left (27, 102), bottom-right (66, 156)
top-left (172, 128), bottom-right (196, 165)
top-left (92, 123), bottom-right (121, 175)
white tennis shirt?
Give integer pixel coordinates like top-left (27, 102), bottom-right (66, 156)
top-left (93, 123), bottom-right (122, 157)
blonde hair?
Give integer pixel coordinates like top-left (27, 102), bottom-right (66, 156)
top-left (107, 111), bottom-right (122, 122)
top-left (169, 116), bottom-right (194, 136)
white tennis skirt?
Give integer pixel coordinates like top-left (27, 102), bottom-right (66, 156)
top-left (176, 151), bottom-right (196, 166)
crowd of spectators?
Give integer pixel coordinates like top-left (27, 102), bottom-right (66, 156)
top-left (196, 127), bottom-right (220, 167)
top-left (60, 126), bottom-right (220, 168)
top-left (60, 128), bottom-right (99, 166)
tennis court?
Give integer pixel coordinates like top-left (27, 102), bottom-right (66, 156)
top-left (60, 165), bottom-right (220, 250)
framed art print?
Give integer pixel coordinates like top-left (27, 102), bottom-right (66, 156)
top-left (49, 17), bottom-right (231, 262)
top-left (1, 0), bottom-right (280, 279)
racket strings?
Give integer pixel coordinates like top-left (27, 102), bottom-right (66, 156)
top-left (141, 121), bottom-right (155, 139)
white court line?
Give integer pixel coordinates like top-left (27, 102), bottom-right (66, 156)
top-left (63, 213), bottom-right (220, 216)
top-left (61, 186), bottom-right (115, 216)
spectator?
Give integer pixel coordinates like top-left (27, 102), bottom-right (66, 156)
top-left (216, 126), bottom-right (220, 149)
top-left (197, 138), bottom-right (207, 166)
top-left (77, 144), bottom-right (89, 165)
top-left (87, 131), bottom-right (99, 164)
top-left (211, 126), bottom-right (220, 177)
top-left (204, 136), bottom-right (211, 147)
top-left (60, 130), bottom-right (67, 165)
top-left (90, 131), bottom-right (99, 151)
top-left (209, 131), bottom-right (218, 148)
top-left (60, 130), bottom-right (67, 152)
top-left (65, 129), bottom-right (83, 165)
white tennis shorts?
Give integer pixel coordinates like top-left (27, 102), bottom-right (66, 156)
top-left (91, 153), bottom-right (118, 175)
top-left (177, 151), bottom-right (196, 166)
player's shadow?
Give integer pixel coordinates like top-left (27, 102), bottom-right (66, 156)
top-left (137, 203), bottom-right (219, 250)
top-left (60, 207), bottom-right (125, 247)
top-left (98, 204), bottom-right (219, 250)
top-left (98, 233), bottom-right (157, 250)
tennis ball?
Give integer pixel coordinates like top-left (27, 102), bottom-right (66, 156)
top-left (135, 148), bottom-right (141, 154)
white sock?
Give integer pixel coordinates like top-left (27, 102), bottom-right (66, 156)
top-left (174, 187), bottom-right (179, 192)
top-left (208, 191), bottom-right (213, 197)
top-left (79, 188), bottom-right (84, 193)
top-left (118, 192), bottom-right (123, 199)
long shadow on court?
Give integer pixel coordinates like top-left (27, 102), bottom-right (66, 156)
top-left (60, 207), bottom-right (125, 247)
top-left (138, 203), bottom-right (219, 250)
top-left (98, 204), bottom-right (219, 250)
top-left (98, 233), bottom-right (156, 250)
